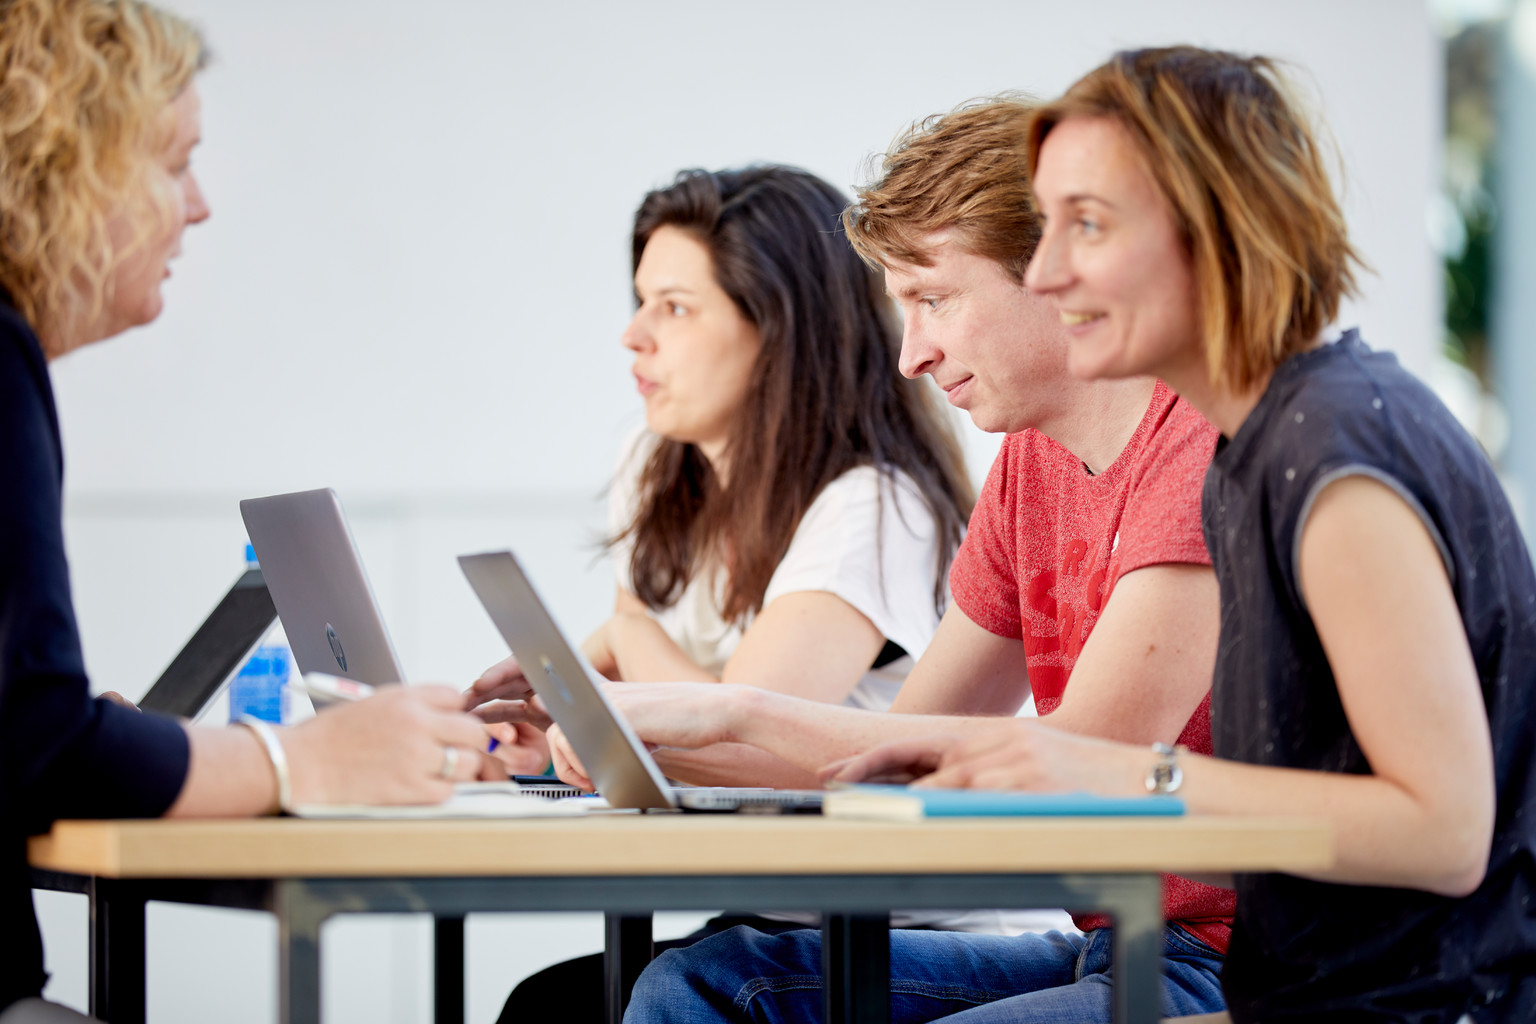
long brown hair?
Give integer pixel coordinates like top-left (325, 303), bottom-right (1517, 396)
top-left (618, 166), bottom-right (973, 624)
top-left (1026, 47), bottom-right (1363, 392)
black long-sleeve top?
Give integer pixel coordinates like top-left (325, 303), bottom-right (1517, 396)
top-left (1, 298), bottom-right (190, 1010)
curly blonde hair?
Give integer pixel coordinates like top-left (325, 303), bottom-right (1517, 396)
top-left (0, 0), bottom-right (206, 352)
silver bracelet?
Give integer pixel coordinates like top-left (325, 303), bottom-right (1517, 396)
top-left (238, 715), bottom-right (292, 814)
top-left (1145, 741), bottom-right (1186, 795)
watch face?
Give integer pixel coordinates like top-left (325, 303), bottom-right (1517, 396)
top-left (1146, 746), bottom-right (1184, 794)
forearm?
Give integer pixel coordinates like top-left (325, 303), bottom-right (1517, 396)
top-left (1177, 753), bottom-right (1489, 896)
top-left (652, 743), bottom-right (820, 788)
top-left (730, 689), bottom-right (1013, 773)
top-left (610, 613), bottom-right (718, 683)
top-left (165, 723), bottom-right (279, 817)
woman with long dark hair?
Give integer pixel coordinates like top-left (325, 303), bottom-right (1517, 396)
top-left (470, 166), bottom-right (973, 785)
top-left (471, 164), bottom-right (974, 1022)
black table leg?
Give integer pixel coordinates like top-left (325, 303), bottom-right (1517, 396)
top-left (1106, 875), bottom-right (1166, 1024)
top-left (435, 915), bottom-right (465, 1024)
top-left (89, 878), bottom-right (145, 1024)
top-left (604, 912), bottom-right (653, 1024)
top-left (275, 880), bottom-right (327, 1024)
top-left (822, 914), bottom-right (888, 1024)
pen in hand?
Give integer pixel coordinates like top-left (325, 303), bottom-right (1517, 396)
top-left (297, 672), bottom-right (500, 753)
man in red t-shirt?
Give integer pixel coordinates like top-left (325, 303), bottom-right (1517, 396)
top-left (559, 99), bottom-right (1233, 1021)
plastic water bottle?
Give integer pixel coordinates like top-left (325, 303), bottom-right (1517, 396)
top-left (229, 544), bottom-right (290, 724)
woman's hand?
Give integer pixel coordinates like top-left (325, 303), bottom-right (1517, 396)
top-left (820, 734), bottom-right (962, 785)
top-left (914, 720), bottom-right (1144, 794)
top-left (282, 684), bottom-right (503, 806)
top-left (826, 720), bottom-right (1145, 795)
top-left (485, 721), bottom-right (551, 774)
top-left (463, 655), bottom-right (535, 710)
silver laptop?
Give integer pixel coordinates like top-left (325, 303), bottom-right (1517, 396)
top-left (239, 488), bottom-right (407, 689)
top-left (458, 550), bottom-right (824, 814)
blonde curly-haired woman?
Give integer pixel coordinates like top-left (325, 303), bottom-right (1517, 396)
top-left (0, 4), bottom-right (501, 1018)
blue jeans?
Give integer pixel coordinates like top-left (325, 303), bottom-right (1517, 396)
top-left (623, 924), bottom-right (1225, 1023)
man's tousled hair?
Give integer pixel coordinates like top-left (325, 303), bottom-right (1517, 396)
top-left (844, 96), bottom-right (1041, 281)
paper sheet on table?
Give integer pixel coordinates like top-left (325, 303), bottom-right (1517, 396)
top-left (292, 781), bottom-right (612, 819)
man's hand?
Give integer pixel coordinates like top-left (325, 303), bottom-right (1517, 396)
top-left (548, 723), bottom-right (595, 791)
top-left (603, 681), bottom-right (750, 750)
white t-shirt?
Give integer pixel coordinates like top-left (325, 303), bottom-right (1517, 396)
top-left (608, 429), bottom-right (944, 710)
top-left (608, 431), bottom-right (1077, 937)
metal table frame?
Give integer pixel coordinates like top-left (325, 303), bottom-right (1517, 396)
top-left (33, 868), bottom-right (1165, 1024)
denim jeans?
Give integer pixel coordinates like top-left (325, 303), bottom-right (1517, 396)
top-left (623, 924), bottom-right (1225, 1023)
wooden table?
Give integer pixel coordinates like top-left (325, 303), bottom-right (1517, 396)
top-left (30, 813), bottom-right (1330, 1024)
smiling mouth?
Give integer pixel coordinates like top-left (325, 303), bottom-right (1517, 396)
top-left (1060, 311), bottom-right (1104, 327)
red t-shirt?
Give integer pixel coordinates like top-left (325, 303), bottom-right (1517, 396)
top-left (949, 381), bottom-right (1234, 953)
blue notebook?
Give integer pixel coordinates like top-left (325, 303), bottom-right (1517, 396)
top-left (822, 785), bottom-right (1185, 821)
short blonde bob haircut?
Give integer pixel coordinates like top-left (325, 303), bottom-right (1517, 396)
top-left (844, 97), bottom-right (1040, 282)
top-left (0, 0), bottom-right (206, 352)
top-left (1027, 46), bottom-right (1363, 392)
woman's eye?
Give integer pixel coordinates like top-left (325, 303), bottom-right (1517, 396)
top-left (1077, 217), bottom-right (1099, 234)
top-left (667, 302), bottom-right (687, 317)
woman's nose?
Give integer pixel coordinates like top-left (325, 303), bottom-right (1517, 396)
top-left (621, 309), bottom-right (652, 353)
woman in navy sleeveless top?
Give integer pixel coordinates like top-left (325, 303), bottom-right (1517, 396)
top-left (839, 46), bottom-right (1536, 1022)
top-left (1020, 47), bottom-right (1534, 1022)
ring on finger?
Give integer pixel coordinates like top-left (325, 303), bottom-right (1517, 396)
top-left (437, 744), bottom-right (459, 780)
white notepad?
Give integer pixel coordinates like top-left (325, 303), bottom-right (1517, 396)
top-left (292, 781), bottom-right (611, 819)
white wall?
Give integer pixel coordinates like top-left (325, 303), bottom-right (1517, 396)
top-left (38, 1), bottom-right (1438, 1020)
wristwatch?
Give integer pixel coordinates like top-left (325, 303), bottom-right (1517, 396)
top-left (1145, 742), bottom-right (1186, 795)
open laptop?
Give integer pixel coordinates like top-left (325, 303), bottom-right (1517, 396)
top-left (239, 488), bottom-right (407, 689)
top-left (457, 549), bottom-right (824, 813)
top-left (239, 488), bottom-right (585, 798)
top-left (138, 566), bottom-right (278, 719)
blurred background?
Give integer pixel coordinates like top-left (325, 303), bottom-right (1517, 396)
top-left (28, 0), bottom-right (1522, 1020)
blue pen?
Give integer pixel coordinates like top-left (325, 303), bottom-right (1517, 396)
top-left (298, 672), bottom-right (500, 753)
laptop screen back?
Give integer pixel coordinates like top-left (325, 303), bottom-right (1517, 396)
top-left (240, 488), bottom-right (406, 688)
top-left (457, 550), bottom-right (675, 810)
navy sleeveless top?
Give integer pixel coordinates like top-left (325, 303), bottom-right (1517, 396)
top-left (1203, 332), bottom-right (1536, 1022)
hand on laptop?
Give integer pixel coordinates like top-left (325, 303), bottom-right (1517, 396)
top-left (283, 684), bottom-right (503, 805)
top-left (601, 682), bottom-right (750, 749)
top-left (546, 682), bottom-right (756, 792)
top-left (819, 734), bottom-right (959, 786)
